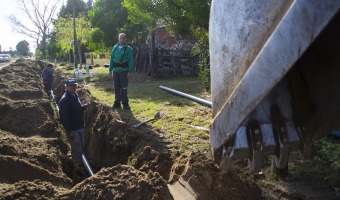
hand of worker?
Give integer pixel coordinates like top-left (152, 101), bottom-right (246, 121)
top-left (127, 72), bottom-right (130, 80)
top-left (82, 103), bottom-right (89, 110)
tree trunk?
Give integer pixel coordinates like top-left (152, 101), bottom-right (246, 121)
top-left (41, 32), bottom-right (47, 59)
top-left (78, 44), bottom-right (82, 69)
top-left (69, 51), bottom-right (71, 64)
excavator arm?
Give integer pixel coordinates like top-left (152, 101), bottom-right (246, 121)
top-left (209, 0), bottom-right (340, 171)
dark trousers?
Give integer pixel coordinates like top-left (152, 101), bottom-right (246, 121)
top-left (69, 128), bottom-right (85, 165)
top-left (43, 81), bottom-right (52, 96)
top-left (113, 71), bottom-right (129, 106)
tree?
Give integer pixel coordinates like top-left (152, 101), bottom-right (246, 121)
top-left (123, 0), bottom-right (159, 29)
top-left (58, 0), bottom-right (90, 17)
top-left (88, 27), bottom-right (106, 54)
top-left (55, 0), bottom-right (93, 65)
top-left (55, 14), bottom-right (92, 67)
top-left (88, 0), bottom-right (129, 47)
top-left (16, 40), bottom-right (30, 56)
top-left (9, 0), bottom-right (63, 58)
top-left (47, 31), bottom-right (64, 62)
top-left (123, 0), bottom-right (210, 37)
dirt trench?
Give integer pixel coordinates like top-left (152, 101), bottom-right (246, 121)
top-left (0, 59), bottom-right (270, 199)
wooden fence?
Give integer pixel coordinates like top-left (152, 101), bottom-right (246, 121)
top-left (135, 48), bottom-right (200, 77)
top-left (85, 49), bottom-right (200, 77)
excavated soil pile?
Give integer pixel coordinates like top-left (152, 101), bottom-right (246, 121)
top-left (0, 59), bottom-right (265, 199)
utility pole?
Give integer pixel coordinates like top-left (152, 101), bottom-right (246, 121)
top-left (72, 0), bottom-right (77, 68)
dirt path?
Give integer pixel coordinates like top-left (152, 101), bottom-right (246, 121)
top-left (0, 62), bottom-right (11, 70)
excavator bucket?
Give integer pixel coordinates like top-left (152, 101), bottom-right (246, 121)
top-left (209, 0), bottom-right (340, 171)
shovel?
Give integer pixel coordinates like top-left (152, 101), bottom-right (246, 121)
top-left (132, 111), bottom-right (165, 128)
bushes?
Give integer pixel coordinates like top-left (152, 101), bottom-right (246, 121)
top-left (314, 136), bottom-right (340, 187)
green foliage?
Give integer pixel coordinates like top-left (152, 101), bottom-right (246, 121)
top-left (16, 40), bottom-right (30, 56)
top-left (123, 0), bottom-right (152, 23)
top-left (314, 137), bottom-right (340, 186)
top-left (75, 15), bottom-right (92, 46)
top-left (88, 28), bottom-right (107, 53)
top-left (162, 0), bottom-right (211, 37)
top-left (47, 31), bottom-right (63, 61)
top-left (58, 0), bottom-right (89, 17)
top-left (55, 17), bottom-right (74, 52)
top-left (88, 0), bottom-right (129, 47)
top-left (55, 14), bottom-right (92, 53)
top-left (286, 137), bottom-right (340, 189)
top-left (192, 28), bottom-right (210, 91)
top-left (123, 0), bottom-right (157, 28)
top-left (90, 27), bottom-right (105, 44)
top-left (123, 0), bottom-right (211, 37)
top-left (35, 49), bottom-right (42, 59)
top-left (315, 137), bottom-right (340, 171)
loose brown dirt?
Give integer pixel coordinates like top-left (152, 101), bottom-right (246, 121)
top-left (0, 59), bottom-right (338, 200)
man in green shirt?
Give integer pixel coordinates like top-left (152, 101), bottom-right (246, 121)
top-left (109, 33), bottom-right (134, 110)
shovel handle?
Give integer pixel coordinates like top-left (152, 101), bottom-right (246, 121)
top-left (133, 118), bottom-right (156, 128)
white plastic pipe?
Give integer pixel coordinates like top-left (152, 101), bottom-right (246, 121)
top-left (82, 154), bottom-right (94, 176)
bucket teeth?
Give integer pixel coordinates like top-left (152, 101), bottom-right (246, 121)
top-left (248, 129), bottom-right (263, 172)
top-left (260, 123), bottom-right (276, 156)
top-left (274, 146), bottom-right (289, 169)
top-left (219, 146), bottom-right (232, 172)
top-left (227, 119), bottom-right (301, 171)
top-left (230, 126), bottom-right (249, 159)
top-left (285, 120), bottom-right (300, 151)
top-left (273, 126), bottom-right (289, 168)
top-left (249, 150), bottom-right (263, 172)
top-left (272, 120), bottom-right (300, 169)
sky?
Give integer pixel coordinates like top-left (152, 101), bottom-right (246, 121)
top-left (0, 0), bottom-right (64, 52)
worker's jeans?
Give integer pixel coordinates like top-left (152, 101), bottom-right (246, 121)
top-left (69, 128), bottom-right (85, 165)
top-left (43, 81), bottom-right (52, 96)
top-left (113, 71), bottom-right (129, 107)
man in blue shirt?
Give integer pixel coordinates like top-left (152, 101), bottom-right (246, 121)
top-left (41, 64), bottom-right (54, 96)
top-left (109, 33), bottom-right (134, 110)
top-left (58, 78), bottom-right (87, 174)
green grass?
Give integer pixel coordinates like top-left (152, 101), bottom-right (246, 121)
top-left (57, 64), bottom-right (212, 156)
top-left (314, 137), bottom-right (340, 187)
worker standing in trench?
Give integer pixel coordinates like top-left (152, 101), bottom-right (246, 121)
top-left (41, 64), bottom-right (54, 96)
top-left (58, 78), bottom-right (88, 176)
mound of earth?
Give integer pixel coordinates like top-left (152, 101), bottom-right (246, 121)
top-left (0, 59), bottom-right (336, 200)
top-left (58, 165), bottom-right (172, 199)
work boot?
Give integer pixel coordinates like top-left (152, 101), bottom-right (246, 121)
top-left (112, 103), bottom-right (121, 109)
top-left (123, 105), bottom-right (131, 110)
